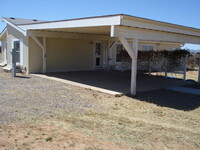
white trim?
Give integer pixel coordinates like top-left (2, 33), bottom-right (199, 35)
top-left (0, 28), bottom-right (7, 40)
top-left (20, 40), bottom-right (23, 66)
top-left (2, 18), bottom-right (26, 36)
top-left (19, 16), bottom-right (121, 30)
top-left (2, 41), bottom-right (7, 62)
top-left (11, 39), bottom-right (23, 66)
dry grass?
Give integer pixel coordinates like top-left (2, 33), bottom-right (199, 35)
top-left (1, 93), bottom-right (199, 150)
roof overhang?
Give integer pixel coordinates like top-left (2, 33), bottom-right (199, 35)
top-left (2, 18), bottom-right (27, 36)
top-left (1, 14), bottom-right (200, 44)
top-left (16, 14), bottom-right (200, 37)
top-left (121, 15), bottom-right (200, 37)
top-left (18, 15), bottom-right (121, 31)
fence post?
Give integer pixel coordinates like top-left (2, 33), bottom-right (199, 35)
top-left (12, 48), bottom-right (16, 77)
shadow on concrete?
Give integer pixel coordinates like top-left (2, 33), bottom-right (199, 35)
top-left (130, 88), bottom-right (200, 111)
top-left (46, 70), bottom-right (193, 94)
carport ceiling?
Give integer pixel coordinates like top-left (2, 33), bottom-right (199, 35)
top-left (35, 26), bottom-right (111, 35)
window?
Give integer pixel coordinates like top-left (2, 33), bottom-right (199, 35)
top-left (95, 42), bottom-right (101, 67)
top-left (12, 40), bottom-right (21, 63)
top-left (95, 43), bottom-right (101, 56)
top-left (172, 47), bottom-right (179, 51)
top-left (116, 44), bottom-right (125, 62)
top-left (142, 45), bottom-right (154, 51)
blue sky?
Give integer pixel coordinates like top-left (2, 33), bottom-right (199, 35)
top-left (1, 0), bottom-right (200, 50)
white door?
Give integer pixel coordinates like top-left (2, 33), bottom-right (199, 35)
top-left (94, 42), bottom-right (102, 68)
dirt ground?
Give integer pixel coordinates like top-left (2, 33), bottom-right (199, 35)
top-left (0, 69), bottom-right (200, 150)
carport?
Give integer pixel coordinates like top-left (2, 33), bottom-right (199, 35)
top-left (10, 14), bottom-right (200, 95)
top-left (42, 71), bottom-right (193, 95)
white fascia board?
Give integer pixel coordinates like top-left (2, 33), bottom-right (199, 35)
top-left (19, 16), bottom-right (121, 30)
top-left (112, 26), bottom-right (200, 45)
top-left (0, 28), bottom-right (7, 40)
top-left (2, 18), bottom-right (27, 36)
top-left (121, 16), bottom-right (200, 37)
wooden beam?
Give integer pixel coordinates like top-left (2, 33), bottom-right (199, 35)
top-left (118, 35), bottom-right (139, 96)
top-left (118, 35), bottom-right (134, 58)
top-left (28, 30), bottom-right (115, 41)
top-left (31, 36), bottom-right (44, 50)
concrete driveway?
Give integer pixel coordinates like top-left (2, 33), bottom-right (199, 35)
top-left (45, 71), bottom-right (193, 94)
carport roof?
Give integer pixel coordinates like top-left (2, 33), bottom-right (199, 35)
top-left (1, 14), bottom-right (200, 37)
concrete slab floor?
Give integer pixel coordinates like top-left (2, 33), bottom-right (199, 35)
top-left (34, 71), bottom-right (194, 95)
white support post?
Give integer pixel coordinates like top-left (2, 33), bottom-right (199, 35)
top-left (118, 35), bottom-right (138, 96)
top-left (43, 37), bottom-right (47, 74)
top-left (131, 38), bottom-right (139, 96)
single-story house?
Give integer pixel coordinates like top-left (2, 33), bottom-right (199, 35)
top-left (0, 14), bottom-right (200, 95)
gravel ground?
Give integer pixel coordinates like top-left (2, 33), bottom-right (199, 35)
top-left (0, 68), bottom-right (110, 124)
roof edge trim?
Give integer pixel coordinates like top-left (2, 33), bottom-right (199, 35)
top-left (2, 17), bottom-right (27, 36)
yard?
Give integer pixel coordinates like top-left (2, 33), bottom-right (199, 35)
top-left (0, 68), bottom-right (200, 150)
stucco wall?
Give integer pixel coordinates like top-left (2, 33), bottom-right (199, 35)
top-left (6, 25), bottom-right (28, 69)
top-left (46, 38), bottom-right (94, 72)
top-left (29, 37), bottom-right (43, 73)
top-left (29, 37), bottom-right (94, 73)
top-left (0, 32), bottom-right (7, 62)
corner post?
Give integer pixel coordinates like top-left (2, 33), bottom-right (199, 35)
top-left (131, 38), bottom-right (139, 96)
